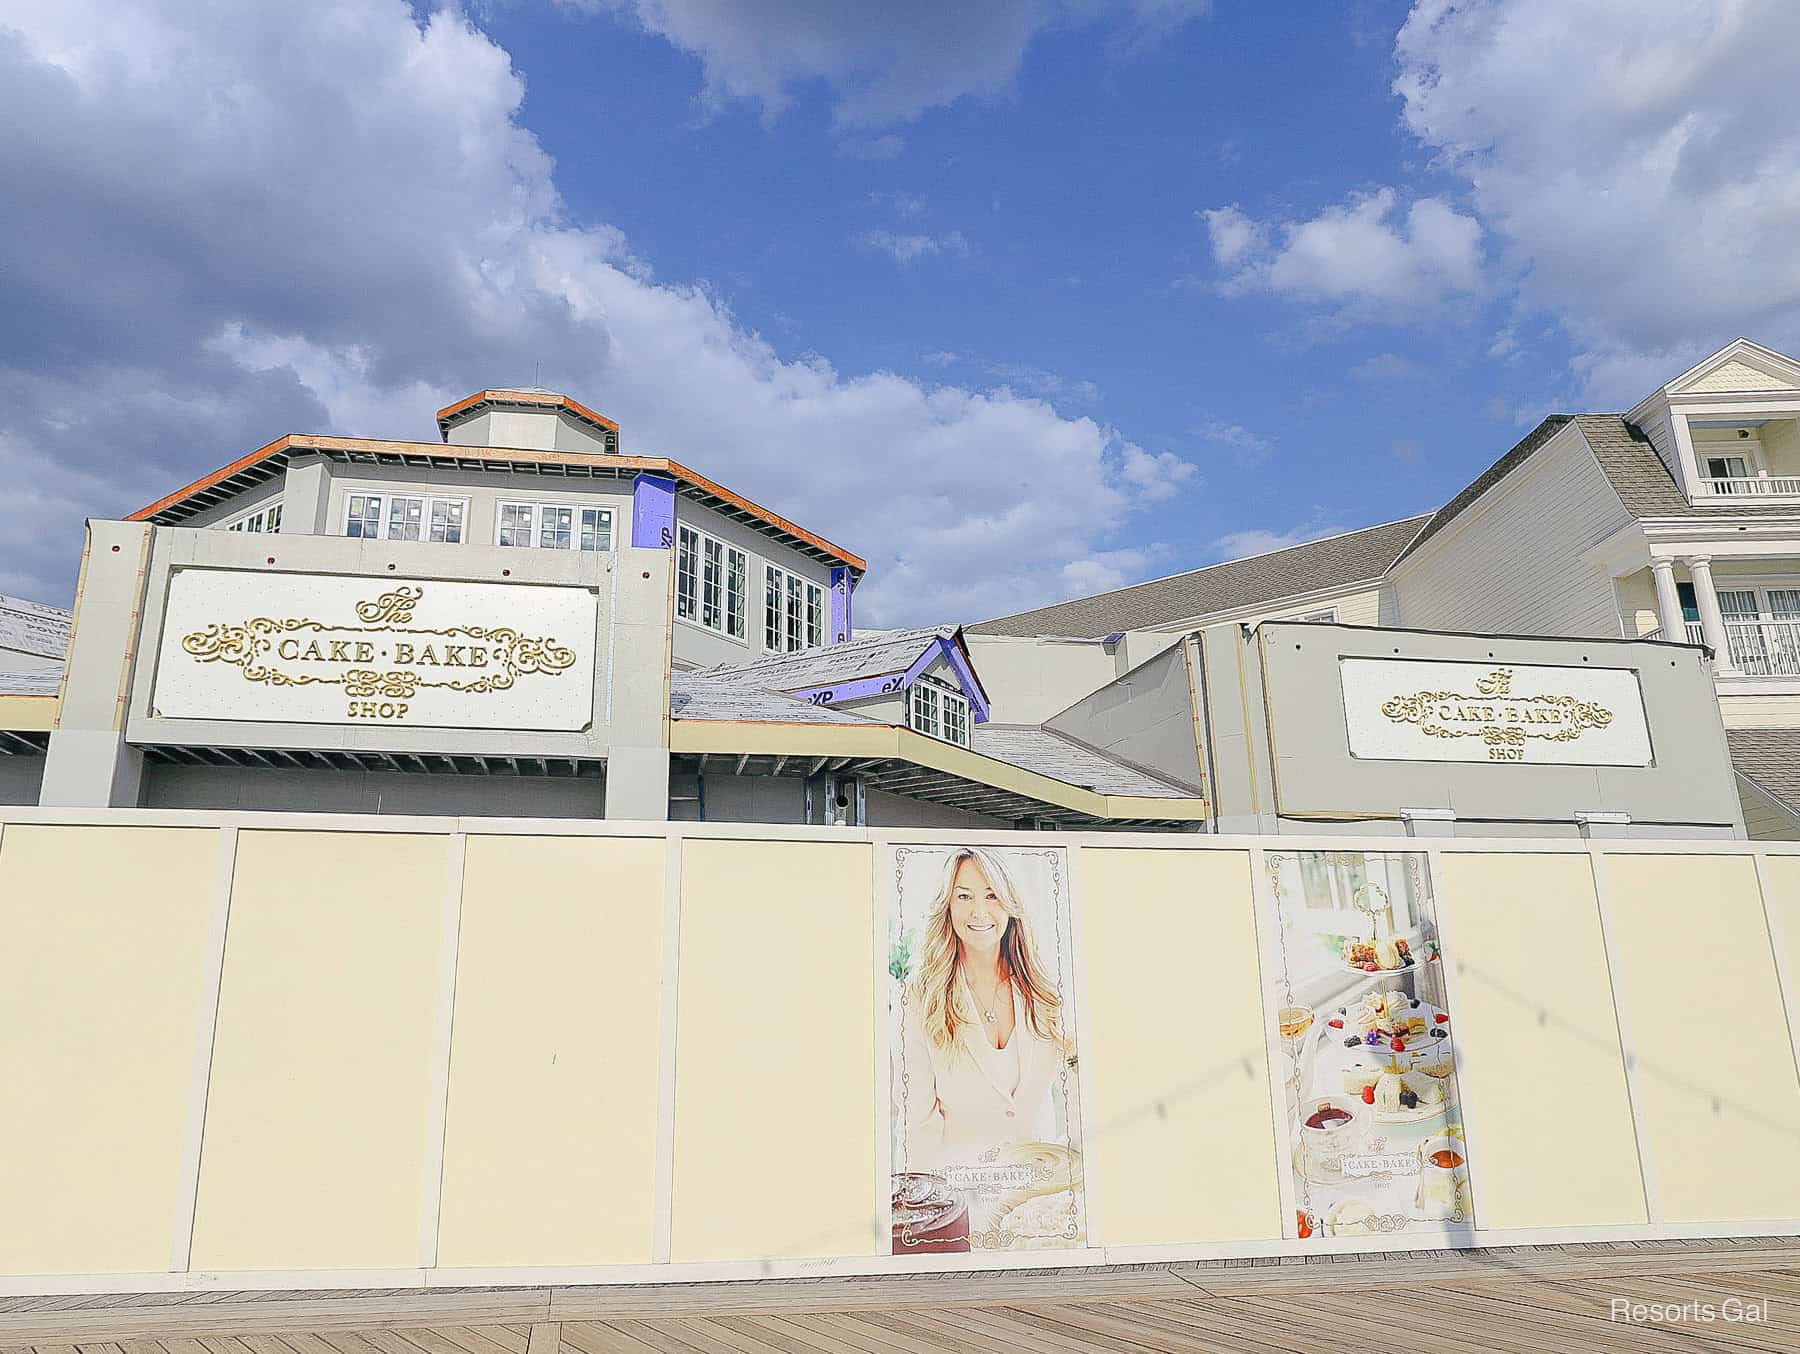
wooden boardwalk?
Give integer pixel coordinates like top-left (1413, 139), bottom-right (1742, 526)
top-left (4, 1239), bottom-right (1799, 1352)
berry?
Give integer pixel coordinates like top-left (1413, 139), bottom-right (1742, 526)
top-left (1296, 1210), bottom-right (1313, 1239)
top-left (1430, 1028), bottom-right (1447, 1039)
top-left (1410, 1000), bottom-right (1421, 1009)
top-left (1344, 1036), bottom-right (1361, 1048)
top-left (1391, 1038), bottom-right (1406, 1052)
top-left (1328, 1019), bottom-right (1344, 1029)
top-left (1361, 1085), bottom-right (1375, 1105)
top-left (1363, 963), bottom-right (1379, 972)
top-left (1435, 1013), bottom-right (1450, 1024)
top-left (1365, 1030), bottom-right (1381, 1045)
top-left (1399, 1090), bottom-right (1418, 1109)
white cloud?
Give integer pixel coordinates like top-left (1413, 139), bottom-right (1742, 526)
top-left (0, 0), bottom-right (1192, 621)
top-left (1193, 415), bottom-right (1274, 464)
top-left (856, 229), bottom-right (969, 263)
top-left (572, 1), bottom-right (1210, 128)
top-left (1205, 188), bottom-right (1483, 313)
top-left (1352, 351), bottom-right (1430, 384)
top-left (1120, 445), bottom-right (1197, 501)
top-left (870, 189), bottom-right (928, 218)
top-left (1212, 514), bottom-right (1338, 560)
top-left (983, 362), bottom-right (1101, 404)
top-left (1392, 0), bottom-right (1800, 405)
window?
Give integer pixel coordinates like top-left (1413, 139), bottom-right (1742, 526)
top-left (677, 525), bottom-right (748, 640)
top-left (429, 500), bottom-right (463, 543)
top-left (496, 502), bottom-right (613, 552)
top-left (345, 493), bottom-right (465, 542)
top-left (908, 676), bottom-right (971, 748)
top-left (765, 564), bottom-right (824, 653)
top-left (1706, 454), bottom-right (1750, 481)
top-left (223, 502), bottom-right (282, 533)
top-left (346, 493), bottom-right (383, 538)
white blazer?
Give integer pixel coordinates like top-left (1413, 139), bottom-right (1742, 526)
top-left (899, 981), bottom-right (1065, 1172)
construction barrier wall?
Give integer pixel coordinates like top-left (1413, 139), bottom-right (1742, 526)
top-left (2, 809), bottom-right (1798, 1293)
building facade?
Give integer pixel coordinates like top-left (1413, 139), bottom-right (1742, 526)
top-left (976, 339), bottom-right (1800, 838)
top-left (0, 362), bottom-right (1770, 839)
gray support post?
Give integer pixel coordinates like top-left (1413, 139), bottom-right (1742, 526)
top-left (40, 521), bottom-right (155, 807)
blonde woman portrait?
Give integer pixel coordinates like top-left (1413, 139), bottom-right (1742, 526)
top-left (898, 847), bottom-right (1073, 1171)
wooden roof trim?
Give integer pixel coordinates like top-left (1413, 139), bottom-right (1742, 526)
top-left (126, 434), bottom-right (296, 524)
top-left (435, 389), bottom-right (620, 434)
top-left (125, 435), bottom-right (867, 570)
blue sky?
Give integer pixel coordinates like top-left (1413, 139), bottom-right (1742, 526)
top-left (4, 1), bottom-right (1799, 623)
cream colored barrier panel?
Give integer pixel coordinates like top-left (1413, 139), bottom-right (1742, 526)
top-left (1437, 852), bottom-right (1647, 1230)
top-left (437, 835), bottom-right (664, 1266)
top-left (190, 830), bottom-right (448, 1270)
top-left (1079, 848), bottom-right (1280, 1246)
top-left (0, 826), bottom-right (215, 1275)
top-left (671, 839), bottom-right (878, 1263)
top-left (1765, 858), bottom-right (1800, 1075)
top-left (1603, 854), bottom-right (1800, 1223)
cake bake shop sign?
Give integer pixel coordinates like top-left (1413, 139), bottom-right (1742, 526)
top-left (151, 568), bottom-right (597, 730)
top-left (1340, 657), bottom-right (1652, 767)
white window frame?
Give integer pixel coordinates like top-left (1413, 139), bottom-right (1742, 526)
top-left (677, 525), bottom-right (748, 641)
top-left (223, 501), bottom-right (283, 534)
top-left (493, 500), bottom-right (615, 552)
top-left (764, 563), bottom-right (825, 653)
top-left (343, 492), bottom-right (468, 543)
top-left (908, 675), bottom-right (971, 748)
top-left (1694, 431), bottom-right (1768, 480)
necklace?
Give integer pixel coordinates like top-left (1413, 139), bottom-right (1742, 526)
top-left (965, 969), bottom-right (1009, 1024)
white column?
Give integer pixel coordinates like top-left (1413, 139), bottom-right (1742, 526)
top-left (1649, 557), bottom-right (1685, 644)
top-left (1684, 555), bottom-right (1739, 674)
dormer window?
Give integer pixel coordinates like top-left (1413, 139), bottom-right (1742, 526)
top-left (909, 676), bottom-right (971, 748)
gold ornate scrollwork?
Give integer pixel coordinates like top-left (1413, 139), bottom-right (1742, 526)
top-left (355, 587), bottom-right (423, 624)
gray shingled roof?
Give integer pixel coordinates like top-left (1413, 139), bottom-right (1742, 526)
top-left (1575, 415), bottom-right (1800, 520)
top-left (971, 725), bottom-right (1198, 797)
top-left (701, 626), bottom-right (951, 689)
top-left (0, 595), bottom-right (71, 661)
top-left (0, 667), bottom-right (60, 697)
top-left (1727, 728), bottom-right (1800, 815)
top-left (1402, 416), bottom-right (1800, 565)
top-left (670, 671), bottom-right (879, 724)
top-left (969, 516), bottom-right (1431, 639)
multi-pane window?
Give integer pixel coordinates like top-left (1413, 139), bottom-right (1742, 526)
top-left (496, 502), bottom-right (612, 552)
top-left (224, 502), bottom-right (282, 533)
top-left (345, 493), bottom-right (384, 538)
top-left (429, 500), bottom-right (463, 543)
top-left (909, 677), bottom-right (971, 748)
top-left (345, 494), bottom-right (465, 542)
top-left (678, 525), bottom-right (748, 639)
top-left (498, 503), bottom-right (534, 547)
top-left (765, 565), bottom-right (824, 653)
top-left (387, 496), bottom-right (425, 540)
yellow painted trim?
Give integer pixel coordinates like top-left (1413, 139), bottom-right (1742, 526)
top-left (0, 695), bottom-right (56, 732)
top-left (668, 720), bottom-right (1209, 821)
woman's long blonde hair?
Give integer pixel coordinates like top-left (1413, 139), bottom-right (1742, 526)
top-left (911, 847), bottom-right (1064, 1055)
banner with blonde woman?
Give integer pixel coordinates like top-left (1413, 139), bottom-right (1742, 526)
top-left (885, 844), bottom-right (1086, 1255)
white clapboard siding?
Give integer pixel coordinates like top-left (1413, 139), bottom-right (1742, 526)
top-left (1390, 421), bottom-right (1632, 637)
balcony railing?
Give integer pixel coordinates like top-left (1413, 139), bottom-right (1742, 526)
top-left (1685, 618), bottom-right (1800, 676)
top-left (1699, 475), bottom-right (1800, 498)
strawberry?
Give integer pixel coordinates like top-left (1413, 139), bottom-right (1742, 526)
top-left (1361, 1084), bottom-right (1375, 1105)
top-left (1363, 962), bottom-right (1379, 972)
top-left (1435, 1013), bottom-right (1450, 1024)
top-left (1391, 1037), bottom-right (1406, 1052)
top-left (1328, 1019), bottom-right (1344, 1029)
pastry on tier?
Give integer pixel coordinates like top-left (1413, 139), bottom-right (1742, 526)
top-left (891, 1173), bottom-right (971, 1254)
